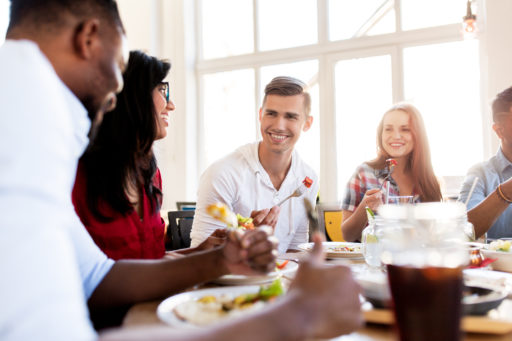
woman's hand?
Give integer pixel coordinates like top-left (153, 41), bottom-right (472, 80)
top-left (361, 188), bottom-right (383, 212)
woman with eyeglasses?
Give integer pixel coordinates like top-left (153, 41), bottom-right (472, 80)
top-left (72, 50), bottom-right (174, 260)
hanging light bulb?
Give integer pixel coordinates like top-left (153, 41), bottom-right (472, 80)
top-left (462, 0), bottom-right (477, 39)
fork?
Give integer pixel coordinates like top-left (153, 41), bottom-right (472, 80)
top-left (277, 176), bottom-right (313, 206)
top-left (379, 158), bottom-right (397, 190)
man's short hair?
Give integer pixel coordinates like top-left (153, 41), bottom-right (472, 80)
top-left (263, 76), bottom-right (311, 116)
top-left (492, 86), bottom-right (512, 122)
top-left (8, 0), bottom-right (124, 33)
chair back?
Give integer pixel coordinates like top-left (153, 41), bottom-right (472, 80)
top-left (316, 203), bottom-right (345, 242)
top-left (167, 210), bottom-right (195, 250)
top-left (176, 201), bottom-right (196, 211)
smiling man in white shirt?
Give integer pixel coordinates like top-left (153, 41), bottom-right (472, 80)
top-left (191, 77), bottom-right (319, 254)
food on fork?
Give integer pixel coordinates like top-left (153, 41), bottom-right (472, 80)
top-left (206, 203), bottom-right (255, 230)
top-left (379, 159), bottom-right (397, 191)
top-left (206, 203), bottom-right (238, 228)
top-left (386, 158), bottom-right (398, 169)
top-left (277, 176), bottom-right (314, 206)
top-left (303, 176), bottom-right (313, 188)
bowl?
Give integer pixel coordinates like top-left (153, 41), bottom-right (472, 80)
top-left (462, 285), bottom-right (507, 315)
top-left (480, 248), bottom-right (512, 272)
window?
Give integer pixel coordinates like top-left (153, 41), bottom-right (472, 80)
top-left (403, 40), bottom-right (481, 176)
top-left (200, 0), bottom-right (253, 60)
top-left (201, 69), bottom-right (255, 167)
top-left (401, 0), bottom-right (464, 31)
top-left (329, 0), bottom-right (395, 41)
top-left (197, 0), bottom-right (481, 202)
top-left (335, 53), bottom-right (393, 188)
top-left (258, 0), bottom-right (317, 51)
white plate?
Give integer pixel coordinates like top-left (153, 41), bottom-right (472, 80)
top-left (464, 268), bottom-right (512, 293)
top-left (212, 260), bottom-right (298, 285)
top-left (157, 285), bottom-right (261, 328)
top-left (297, 241), bottom-right (363, 259)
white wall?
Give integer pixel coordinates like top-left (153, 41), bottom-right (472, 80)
top-left (480, 0), bottom-right (512, 155)
top-left (116, 0), bottom-right (512, 212)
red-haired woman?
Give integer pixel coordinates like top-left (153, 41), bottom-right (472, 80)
top-left (340, 103), bottom-right (442, 241)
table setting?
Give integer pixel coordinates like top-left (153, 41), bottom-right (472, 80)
top-left (122, 201), bottom-right (512, 340)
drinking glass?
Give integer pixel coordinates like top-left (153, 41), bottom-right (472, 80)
top-left (379, 202), bottom-right (469, 341)
top-left (386, 195), bottom-right (414, 205)
top-left (361, 217), bottom-right (381, 268)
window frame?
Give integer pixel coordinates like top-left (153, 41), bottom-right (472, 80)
top-left (195, 0), bottom-right (480, 202)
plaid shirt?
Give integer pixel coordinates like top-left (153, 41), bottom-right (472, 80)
top-left (341, 162), bottom-right (418, 212)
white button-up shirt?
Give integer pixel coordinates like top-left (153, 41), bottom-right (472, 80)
top-left (0, 40), bottom-right (113, 341)
top-left (190, 142), bottom-right (319, 254)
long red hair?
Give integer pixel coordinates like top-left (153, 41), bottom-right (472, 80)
top-left (367, 103), bottom-right (442, 202)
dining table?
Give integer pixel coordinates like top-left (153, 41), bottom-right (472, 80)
top-left (121, 250), bottom-right (512, 341)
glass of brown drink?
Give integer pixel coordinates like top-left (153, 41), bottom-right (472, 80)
top-left (379, 202), bottom-right (469, 341)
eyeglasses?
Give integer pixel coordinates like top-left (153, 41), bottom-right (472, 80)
top-left (158, 82), bottom-right (170, 102)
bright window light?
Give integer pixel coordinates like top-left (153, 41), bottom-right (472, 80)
top-left (201, 0), bottom-right (253, 60)
top-left (258, 0), bottom-right (317, 51)
top-left (403, 40), bottom-right (482, 176)
top-left (329, 0), bottom-right (395, 41)
top-left (202, 69), bottom-right (256, 168)
top-left (335, 54), bottom-right (393, 198)
top-left (401, 0), bottom-right (463, 31)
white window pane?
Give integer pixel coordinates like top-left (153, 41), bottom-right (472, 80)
top-left (401, 0), bottom-right (464, 31)
top-left (260, 60), bottom-right (320, 177)
top-left (258, 0), bottom-right (317, 51)
top-left (201, 0), bottom-right (253, 59)
top-left (202, 70), bottom-right (256, 167)
top-left (403, 40), bottom-right (482, 176)
top-left (0, 0), bottom-right (9, 46)
top-left (329, 0), bottom-right (395, 41)
top-left (335, 55), bottom-right (393, 199)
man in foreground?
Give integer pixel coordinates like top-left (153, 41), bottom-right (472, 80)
top-left (0, 0), bottom-right (362, 340)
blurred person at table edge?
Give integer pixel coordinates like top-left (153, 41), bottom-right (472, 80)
top-left (341, 103), bottom-right (442, 241)
top-left (460, 86), bottom-right (512, 239)
top-left (190, 76), bottom-right (319, 254)
top-left (0, 0), bottom-right (362, 340)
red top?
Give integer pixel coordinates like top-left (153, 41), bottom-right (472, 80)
top-left (72, 163), bottom-right (165, 260)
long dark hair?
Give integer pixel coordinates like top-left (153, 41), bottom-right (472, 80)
top-left (80, 50), bottom-right (171, 220)
top-left (367, 103), bottom-right (442, 202)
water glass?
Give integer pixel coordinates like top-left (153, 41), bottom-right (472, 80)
top-left (386, 195), bottom-right (414, 205)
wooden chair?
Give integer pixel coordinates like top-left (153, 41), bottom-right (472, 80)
top-left (316, 203), bottom-right (345, 242)
top-left (167, 210), bottom-right (195, 250)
